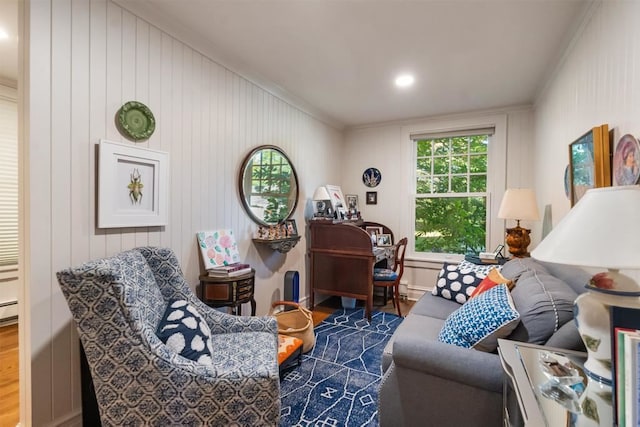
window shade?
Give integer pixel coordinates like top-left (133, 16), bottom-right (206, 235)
top-left (0, 92), bottom-right (18, 267)
top-left (410, 126), bottom-right (495, 141)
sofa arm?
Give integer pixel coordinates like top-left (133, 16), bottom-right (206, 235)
top-left (392, 332), bottom-right (504, 393)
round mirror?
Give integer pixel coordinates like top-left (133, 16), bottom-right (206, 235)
top-left (239, 145), bottom-right (299, 226)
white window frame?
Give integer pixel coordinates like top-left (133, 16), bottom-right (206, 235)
top-left (0, 85), bottom-right (18, 272)
top-left (400, 113), bottom-right (507, 262)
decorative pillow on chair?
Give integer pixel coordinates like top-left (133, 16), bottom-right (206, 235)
top-left (438, 284), bottom-right (520, 352)
top-left (432, 262), bottom-right (486, 304)
top-left (157, 299), bottom-right (214, 366)
top-left (470, 268), bottom-right (514, 298)
top-left (374, 268), bottom-right (398, 281)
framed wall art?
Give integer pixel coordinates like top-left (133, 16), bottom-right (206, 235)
top-left (325, 184), bottom-right (346, 212)
top-left (366, 191), bottom-right (377, 205)
top-left (568, 124), bottom-right (610, 206)
top-left (612, 133), bottom-right (640, 186)
top-left (98, 139), bottom-right (169, 228)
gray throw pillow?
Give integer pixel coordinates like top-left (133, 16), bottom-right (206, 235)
top-left (507, 269), bottom-right (577, 345)
top-left (500, 257), bottom-right (549, 282)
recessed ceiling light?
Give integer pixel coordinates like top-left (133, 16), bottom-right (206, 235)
top-left (0, 29), bottom-right (8, 40)
top-left (395, 74), bottom-right (415, 88)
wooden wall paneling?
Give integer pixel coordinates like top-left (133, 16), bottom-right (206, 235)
top-left (89, 0), bottom-right (107, 261)
top-left (147, 25), bottom-right (163, 248)
top-left (169, 38), bottom-right (182, 258)
top-left (158, 31), bottom-right (173, 249)
top-left (29, 0), bottom-right (54, 424)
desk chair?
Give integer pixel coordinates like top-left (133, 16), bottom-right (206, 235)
top-left (373, 237), bottom-right (407, 317)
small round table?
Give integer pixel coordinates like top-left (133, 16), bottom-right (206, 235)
top-left (198, 269), bottom-right (256, 316)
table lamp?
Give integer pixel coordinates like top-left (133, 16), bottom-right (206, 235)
top-left (312, 186), bottom-right (331, 218)
top-left (497, 188), bottom-right (540, 257)
top-left (531, 186), bottom-right (640, 384)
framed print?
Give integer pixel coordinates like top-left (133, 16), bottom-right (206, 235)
top-left (98, 139), bottom-right (169, 228)
top-left (285, 219), bottom-right (298, 236)
top-left (568, 124), bottom-right (610, 206)
top-left (346, 194), bottom-right (359, 212)
top-left (612, 133), bottom-right (640, 186)
top-left (362, 167), bottom-right (382, 188)
top-left (377, 233), bottom-right (392, 247)
top-left (366, 191), bottom-right (377, 205)
top-left (325, 184), bottom-right (346, 212)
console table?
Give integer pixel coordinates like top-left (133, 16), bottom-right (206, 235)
top-left (198, 269), bottom-right (256, 316)
top-left (309, 221), bottom-right (393, 320)
top-left (498, 339), bottom-right (612, 427)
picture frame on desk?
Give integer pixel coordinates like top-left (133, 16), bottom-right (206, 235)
top-left (377, 233), bottom-right (392, 247)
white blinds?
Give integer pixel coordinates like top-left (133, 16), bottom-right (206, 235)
top-left (0, 90), bottom-right (18, 267)
top-left (410, 126), bottom-right (495, 141)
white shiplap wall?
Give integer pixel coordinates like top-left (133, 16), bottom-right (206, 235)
top-left (533, 0), bottom-right (640, 234)
top-left (25, 0), bottom-right (342, 424)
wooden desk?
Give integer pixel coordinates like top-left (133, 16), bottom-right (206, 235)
top-left (309, 221), bottom-right (391, 320)
top-left (198, 269), bottom-right (256, 316)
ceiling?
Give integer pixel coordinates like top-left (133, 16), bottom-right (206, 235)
top-left (0, 0), bottom-right (18, 86)
top-left (1, 0), bottom-right (592, 128)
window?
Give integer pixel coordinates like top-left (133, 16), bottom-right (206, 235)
top-left (0, 88), bottom-right (17, 268)
top-left (413, 130), bottom-right (492, 255)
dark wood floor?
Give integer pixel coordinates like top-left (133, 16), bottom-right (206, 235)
top-left (0, 323), bottom-right (19, 427)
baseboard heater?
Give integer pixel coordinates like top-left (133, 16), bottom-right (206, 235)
top-left (0, 299), bottom-right (18, 324)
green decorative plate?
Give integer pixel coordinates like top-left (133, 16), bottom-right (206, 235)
top-left (117, 101), bottom-right (156, 141)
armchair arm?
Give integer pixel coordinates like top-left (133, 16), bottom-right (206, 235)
top-left (392, 332), bottom-right (504, 393)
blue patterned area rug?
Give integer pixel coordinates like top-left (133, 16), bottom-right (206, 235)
top-left (279, 308), bottom-right (403, 427)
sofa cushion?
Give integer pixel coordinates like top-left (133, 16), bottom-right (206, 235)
top-left (438, 284), bottom-right (521, 352)
top-left (432, 262), bottom-right (486, 304)
top-left (500, 257), bottom-right (549, 282)
top-left (506, 269), bottom-right (577, 345)
top-left (382, 313), bottom-right (445, 372)
top-left (157, 299), bottom-right (214, 365)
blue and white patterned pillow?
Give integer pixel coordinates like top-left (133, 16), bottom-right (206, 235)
top-left (438, 283), bottom-right (520, 352)
top-left (458, 259), bottom-right (501, 276)
top-left (156, 299), bottom-right (213, 365)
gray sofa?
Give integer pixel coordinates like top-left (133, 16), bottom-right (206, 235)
top-left (378, 257), bottom-right (592, 427)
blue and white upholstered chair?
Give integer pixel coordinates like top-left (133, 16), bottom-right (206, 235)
top-left (373, 237), bottom-right (408, 317)
top-left (56, 246), bottom-right (280, 426)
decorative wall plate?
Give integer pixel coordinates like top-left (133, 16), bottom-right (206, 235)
top-left (362, 167), bottom-right (382, 188)
top-left (117, 101), bottom-right (156, 141)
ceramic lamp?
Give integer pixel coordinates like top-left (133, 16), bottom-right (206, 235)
top-left (312, 186), bottom-right (331, 217)
top-left (531, 186), bottom-right (640, 385)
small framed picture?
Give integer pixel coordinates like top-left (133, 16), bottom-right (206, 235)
top-left (365, 226), bottom-right (383, 239)
top-left (285, 219), bottom-right (298, 236)
top-left (346, 194), bottom-right (359, 212)
top-left (366, 191), bottom-right (377, 205)
top-left (377, 233), bottom-right (392, 247)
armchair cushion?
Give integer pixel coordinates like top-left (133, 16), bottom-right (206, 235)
top-left (374, 268), bottom-right (398, 281)
top-left (157, 299), bottom-right (214, 366)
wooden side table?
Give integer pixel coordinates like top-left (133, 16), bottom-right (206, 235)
top-left (198, 269), bottom-right (256, 316)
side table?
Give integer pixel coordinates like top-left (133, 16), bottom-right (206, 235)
top-left (198, 269), bottom-right (256, 316)
top-left (498, 338), bottom-right (612, 427)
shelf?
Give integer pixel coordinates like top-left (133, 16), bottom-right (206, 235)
top-left (253, 235), bottom-right (301, 253)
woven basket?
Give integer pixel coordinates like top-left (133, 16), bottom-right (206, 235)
top-left (270, 301), bottom-right (315, 353)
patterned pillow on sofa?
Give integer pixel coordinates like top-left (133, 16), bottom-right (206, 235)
top-left (438, 283), bottom-right (521, 352)
top-left (432, 262), bottom-right (486, 304)
top-left (157, 299), bottom-right (214, 366)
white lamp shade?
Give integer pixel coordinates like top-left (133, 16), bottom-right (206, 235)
top-left (312, 186), bottom-right (331, 201)
top-left (531, 185), bottom-right (640, 270)
top-left (498, 188), bottom-right (540, 221)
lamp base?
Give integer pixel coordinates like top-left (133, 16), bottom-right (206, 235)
top-left (575, 277), bottom-right (640, 385)
top-left (505, 226), bottom-right (531, 258)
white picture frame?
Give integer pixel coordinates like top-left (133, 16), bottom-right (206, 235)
top-left (98, 139), bottom-right (169, 228)
top-left (325, 184), bottom-right (346, 213)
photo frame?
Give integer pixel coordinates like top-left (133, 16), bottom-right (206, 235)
top-left (568, 124), bottom-right (610, 206)
top-left (366, 191), bottom-right (377, 205)
top-left (285, 219), bottom-right (298, 236)
top-left (365, 226), bottom-right (383, 239)
top-left (377, 233), bottom-right (392, 247)
top-left (325, 184), bottom-right (346, 212)
top-left (98, 139), bottom-right (169, 228)
top-left (612, 133), bottom-right (640, 186)
top-left (346, 194), bottom-right (359, 212)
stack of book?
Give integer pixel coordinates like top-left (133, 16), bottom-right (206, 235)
top-left (207, 263), bottom-right (251, 278)
top-left (611, 306), bottom-right (640, 427)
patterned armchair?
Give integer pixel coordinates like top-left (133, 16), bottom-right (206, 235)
top-left (56, 246), bottom-right (280, 426)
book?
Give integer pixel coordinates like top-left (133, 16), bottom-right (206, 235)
top-left (610, 306), bottom-right (640, 426)
top-left (622, 330), bottom-right (640, 427)
top-left (209, 263), bottom-right (250, 273)
top-left (207, 267), bottom-right (252, 278)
